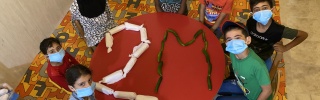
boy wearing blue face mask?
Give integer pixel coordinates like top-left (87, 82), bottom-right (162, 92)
top-left (246, 0), bottom-right (308, 71)
top-left (40, 37), bottom-right (80, 91)
top-left (66, 64), bottom-right (114, 100)
top-left (216, 21), bottom-right (271, 100)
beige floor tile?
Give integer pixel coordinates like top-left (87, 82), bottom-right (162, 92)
top-left (295, 94), bottom-right (311, 100)
top-left (311, 94), bottom-right (320, 100)
top-left (0, 63), bottom-right (30, 89)
top-left (281, 0), bottom-right (320, 99)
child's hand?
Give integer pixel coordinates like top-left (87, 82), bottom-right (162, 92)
top-left (273, 41), bottom-right (287, 53)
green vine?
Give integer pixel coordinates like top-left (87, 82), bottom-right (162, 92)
top-left (155, 29), bottom-right (213, 93)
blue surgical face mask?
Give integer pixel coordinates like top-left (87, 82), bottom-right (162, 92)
top-left (75, 82), bottom-right (96, 98)
top-left (48, 49), bottom-right (65, 63)
top-left (226, 39), bottom-right (248, 54)
top-left (253, 10), bottom-right (273, 25)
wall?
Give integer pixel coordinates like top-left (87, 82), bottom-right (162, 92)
top-left (0, 0), bottom-right (72, 88)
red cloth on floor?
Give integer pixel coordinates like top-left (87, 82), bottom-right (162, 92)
top-left (47, 52), bottom-right (79, 91)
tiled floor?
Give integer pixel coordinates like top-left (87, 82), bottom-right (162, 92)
top-left (280, 0), bottom-right (320, 100)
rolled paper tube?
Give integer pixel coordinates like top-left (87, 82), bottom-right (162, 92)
top-left (124, 22), bottom-right (143, 31)
top-left (135, 95), bottom-right (159, 100)
top-left (132, 42), bottom-right (143, 54)
top-left (113, 91), bottom-right (137, 100)
top-left (132, 42), bottom-right (149, 58)
top-left (140, 28), bottom-right (148, 42)
top-left (95, 83), bottom-right (114, 95)
top-left (101, 70), bottom-right (124, 84)
top-left (109, 24), bottom-right (125, 35)
top-left (143, 40), bottom-right (151, 44)
top-left (123, 57), bottom-right (137, 77)
top-left (105, 32), bottom-right (113, 53)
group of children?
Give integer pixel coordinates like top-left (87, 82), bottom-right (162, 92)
top-left (39, 0), bottom-right (307, 100)
top-left (214, 0), bottom-right (308, 100)
top-left (156, 0), bottom-right (307, 99)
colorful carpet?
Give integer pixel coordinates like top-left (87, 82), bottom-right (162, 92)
top-left (14, 0), bottom-right (286, 99)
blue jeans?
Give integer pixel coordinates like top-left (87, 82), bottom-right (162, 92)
top-left (218, 79), bottom-right (244, 95)
top-left (204, 23), bottom-right (223, 39)
top-left (216, 79), bottom-right (248, 100)
top-left (10, 93), bottom-right (19, 100)
top-left (265, 57), bottom-right (272, 72)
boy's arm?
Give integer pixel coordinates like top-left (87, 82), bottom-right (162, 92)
top-left (255, 62), bottom-right (272, 100)
top-left (177, 0), bottom-right (187, 14)
top-left (257, 84), bottom-right (272, 100)
top-left (210, 13), bottom-right (227, 31)
top-left (199, 4), bottom-right (205, 23)
top-left (273, 30), bottom-right (308, 52)
top-left (155, 0), bottom-right (163, 12)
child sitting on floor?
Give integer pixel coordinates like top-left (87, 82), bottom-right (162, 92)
top-left (66, 64), bottom-right (114, 100)
top-left (40, 37), bottom-right (80, 91)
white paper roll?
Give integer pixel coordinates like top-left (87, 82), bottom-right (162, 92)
top-left (123, 57), bottom-right (137, 77)
top-left (124, 22), bottom-right (143, 31)
top-left (101, 70), bottom-right (124, 84)
top-left (0, 89), bottom-right (8, 96)
top-left (131, 42), bottom-right (149, 58)
top-left (140, 28), bottom-right (148, 42)
top-left (95, 82), bottom-right (114, 95)
top-left (109, 24), bottom-right (125, 35)
top-left (132, 42), bottom-right (143, 54)
top-left (105, 32), bottom-right (114, 53)
top-left (135, 95), bottom-right (159, 100)
top-left (113, 91), bottom-right (137, 100)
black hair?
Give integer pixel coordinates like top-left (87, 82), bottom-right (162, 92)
top-left (65, 64), bottom-right (92, 87)
top-left (249, 0), bottom-right (274, 11)
top-left (39, 37), bottom-right (61, 55)
top-left (223, 23), bottom-right (249, 41)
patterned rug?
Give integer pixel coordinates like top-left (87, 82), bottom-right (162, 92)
top-left (14, 0), bottom-right (286, 99)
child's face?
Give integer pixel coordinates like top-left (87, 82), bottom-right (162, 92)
top-left (69, 74), bottom-right (93, 91)
top-left (225, 29), bottom-right (251, 44)
top-left (46, 43), bottom-right (62, 55)
top-left (252, 1), bottom-right (272, 13)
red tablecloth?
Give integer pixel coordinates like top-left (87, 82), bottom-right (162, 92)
top-left (91, 13), bottom-right (225, 100)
